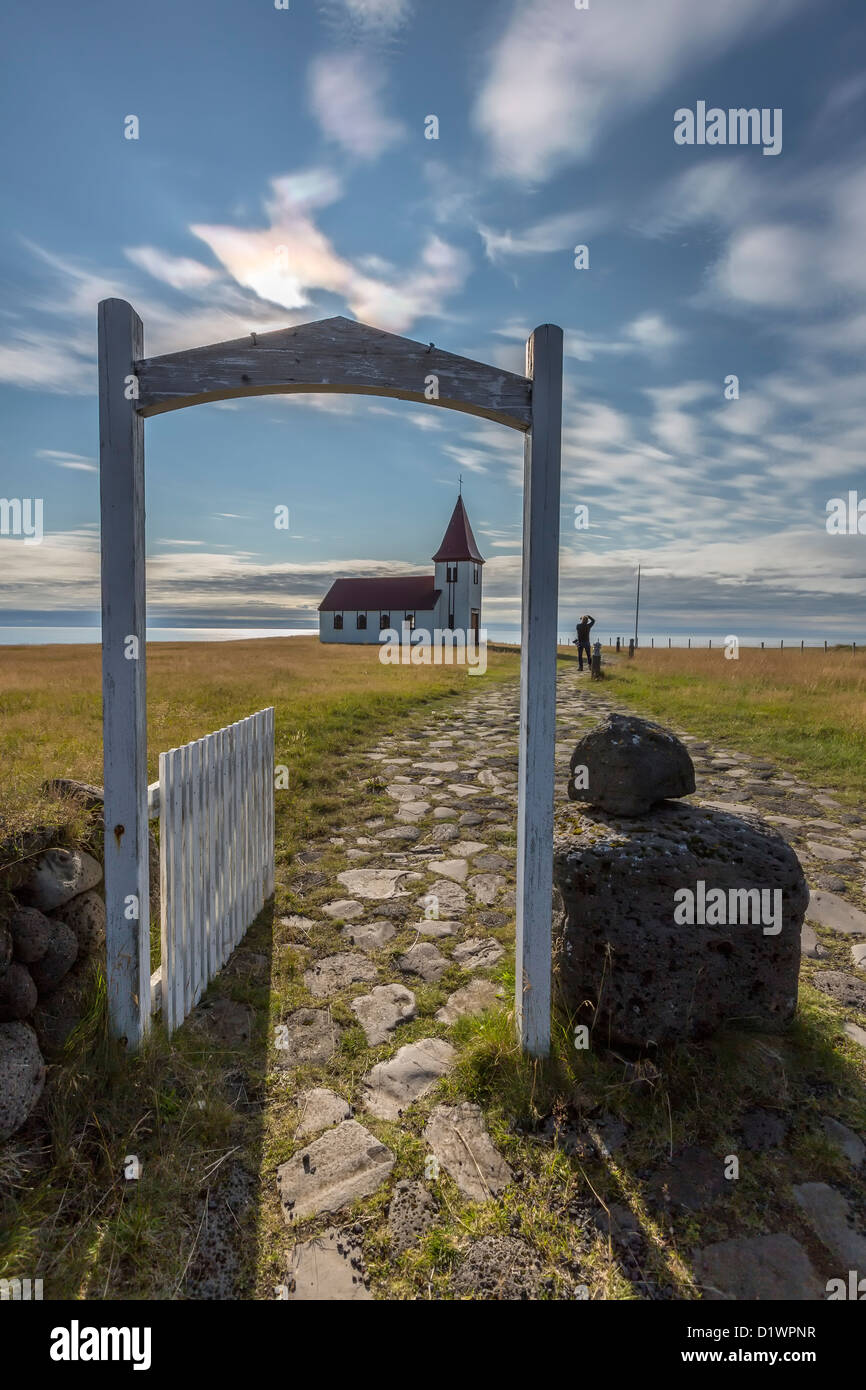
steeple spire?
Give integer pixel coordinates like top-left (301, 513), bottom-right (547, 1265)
top-left (432, 494), bottom-right (485, 564)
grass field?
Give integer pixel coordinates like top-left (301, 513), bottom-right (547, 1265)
top-left (0, 636), bottom-right (520, 852)
top-left (606, 646), bottom-right (866, 805)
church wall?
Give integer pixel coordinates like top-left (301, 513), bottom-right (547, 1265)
top-left (318, 607), bottom-right (440, 645)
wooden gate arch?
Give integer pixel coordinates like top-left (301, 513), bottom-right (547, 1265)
top-left (98, 301), bottom-right (563, 1054)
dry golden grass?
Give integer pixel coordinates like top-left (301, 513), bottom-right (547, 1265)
top-left (0, 635), bottom-right (519, 851)
top-left (609, 646), bottom-right (866, 802)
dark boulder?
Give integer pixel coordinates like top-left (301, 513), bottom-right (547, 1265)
top-left (568, 713), bottom-right (695, 816)
top-left (554, 801), bottom-right (807, 1047)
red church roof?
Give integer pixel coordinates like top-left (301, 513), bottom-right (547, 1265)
top-left (431, 496), bottom-right (485, 564)
top-left (318, 575), bottom-right (441, 612)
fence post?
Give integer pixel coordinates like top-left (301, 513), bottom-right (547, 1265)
top-left (515, 323), bottom-right (562, 1058)
top-left (628, 638), bottom-right (635, 658)
top-left (616, 636), bottom-right (621, 652)
top-left (824, 640), bottom-right (828, 652)
top-left (591, 640), bottom-right (602, 680)
top-left (98, 299), bottom-right (150, 1049)
top-left (668, 637), bottom-right (671, 649)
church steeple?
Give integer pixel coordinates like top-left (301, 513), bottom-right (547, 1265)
top-left (431, 495), bottom-right (485, 564)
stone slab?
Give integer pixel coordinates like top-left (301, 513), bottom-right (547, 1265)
top-left (274, 1009), bottom-right (341, 1068)
top-left (304, 953), bottom-right (378, 998)
top-left (397, 942), bottom-right (449, 983)
top-left (322, 899), bottom-right (365, 921)
top-left (420, 880), bottom-right (467, 917)
top-left (435, 978), bottom-right (502, 1024)
top-left (351, 983), bottom-right (416, 1045)
top-left (276, 1120), bottom-right (394, 1222)
top-left (296, 1088), bottom-right (353, 1139)
top-left (340, 920), bottom-right (397, 950)
top-left (284, 1228), bottom-right (372, 1300)
top-left (806, 890), bottom-right (866, 936)
top-left (792, 1182), bottom-right (866, 1267)
top-left (424, 1102), bottom-right (512, 1202)
top-left (466, 873), bottom-right (507, 905)
top-left (428, 858), bottom-right (469, 883)
top-left (388, 1180), bottom-right (439, 1254)
top-left (452, 938), bottom-right (504, 972)
top-left (692, 1234), bottom-right (824, 1301)
top-left (361, 1038), bottom-right (456, 1120)
top-left (337, 868), bottom-right (420, 900)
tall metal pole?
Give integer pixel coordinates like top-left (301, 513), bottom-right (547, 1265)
top-left (634, 563), bottom-right (641, 649)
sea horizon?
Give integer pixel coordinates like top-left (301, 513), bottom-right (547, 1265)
top-left (0, 625), bottom-right (861, 649)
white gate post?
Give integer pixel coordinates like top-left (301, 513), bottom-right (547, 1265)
top-left (515, 324), bottom-right (563, 1056)
top-left (98, 298), bottom-right (150, 1049)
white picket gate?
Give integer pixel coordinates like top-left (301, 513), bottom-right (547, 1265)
top-left (149, 707), bottom-right (275, 1035)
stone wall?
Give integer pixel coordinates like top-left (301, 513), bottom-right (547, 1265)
top-left (0, 783), bottom-right (112, 1142)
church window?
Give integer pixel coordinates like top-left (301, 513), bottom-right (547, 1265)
top-left (356, 612), bottom-right (367, 630)
top-left (473, 565), bottom-right (480, 584)
top-left (447, 564), bottom-right (458, 582)
top-left (333, 613), bottom-right (343, 630)
top-left (380, 613), bottom-right (390, 630)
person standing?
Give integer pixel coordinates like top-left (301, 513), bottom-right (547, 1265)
top-left (574, 614), bottom-right (595, 672)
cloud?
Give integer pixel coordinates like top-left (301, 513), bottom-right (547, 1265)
top-left (643, 158), bottom-right (866, 323)
top-left (309, 52), bottom-right (405, 159)
top-left (192, 172), bottom-right (469, 332)
top-left (321, 0), bottom-right (412, 33)
top-left (125, 246), bottom-right (221, 290)
top-left (474, 0), bottom-right (805, 182)
top-left (639, 160), bottom-right (760, 236)
top-left (478, 208), bottom-right (605, 261)
top-left (494, 315), bottom-right (683, 363)
top-left (624, 313), bottom-right (683, 351)
top-left (711, 224), bottom-right (823, 310)
top-left (35, 449), bottom-right (97, 472)
top-left (0, 327), bottom-right (95, 393)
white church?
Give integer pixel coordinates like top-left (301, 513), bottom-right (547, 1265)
top-left (318, 495), bottom-right (484, 644)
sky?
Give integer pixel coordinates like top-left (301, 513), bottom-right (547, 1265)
top-left (1, 0), bottom-right (865, 642)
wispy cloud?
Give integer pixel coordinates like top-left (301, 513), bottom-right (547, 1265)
top-left (309, 52), bottom-right (405, 160)
top-left (320, 0), bottom-right (412, 34)
top-left (479, 208), bottom-right (606, 261)
top-left (474, 0), bottom-right (806, 182)
top-left (35, 449), bottom-right (97, 472)
top-left (125, 246), bottom-right (221, 290)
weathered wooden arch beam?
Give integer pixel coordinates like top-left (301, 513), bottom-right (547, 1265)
top-left (135, 314), bottom-right (532, 431)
